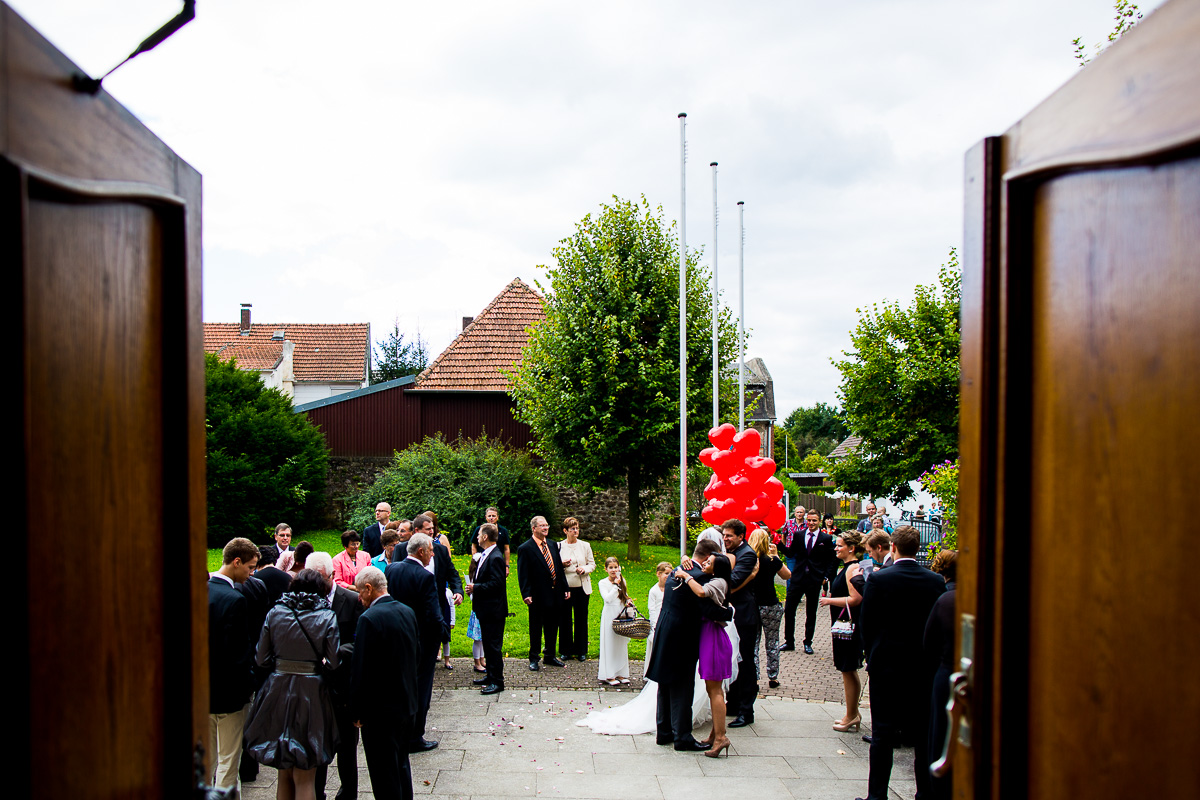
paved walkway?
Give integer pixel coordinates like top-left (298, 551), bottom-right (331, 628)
top-left (241, 689), bottom-right (920, 800)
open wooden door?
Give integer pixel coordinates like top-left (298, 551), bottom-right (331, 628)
top-left (955, 1), bottom-right (1200, 798)
top-left (2, 5), bottom-right (207, 797)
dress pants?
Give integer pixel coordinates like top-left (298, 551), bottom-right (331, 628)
top-left (410, 645), bottom-right (436, 747)
top-left (480, 613), bottom-right (506, 688)
top-left (655, 668), bottom-right (698, 747)
top-left (361, 718), bottom-right (414, 800)
top-left (559, 586), bottom-right (589, 657)
top-left (727, 602), bottom-right (761, 718)
top-left (316, 704), bottom-right (358, 799)
top-left (207, 708), bottom-right (245, 792)
top-left (866, 673), bottom-right (934, 800)
top-left (527, 600), bottom-right (560, 662)
top-left (783, 579), bottom-right (821, 646)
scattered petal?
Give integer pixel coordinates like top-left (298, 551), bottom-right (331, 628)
top-left (837, 749), bottom-right (846, 755)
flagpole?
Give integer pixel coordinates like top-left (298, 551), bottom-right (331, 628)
top-left (678, 112), bottom-right (688, 562)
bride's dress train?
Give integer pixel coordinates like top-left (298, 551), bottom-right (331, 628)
top-left (577, 612), bottom-right (740, 736)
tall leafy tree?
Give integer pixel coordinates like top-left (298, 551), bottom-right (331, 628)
top-left (781, 402), bottom-right (848, 457)
top-left (206, 353), bottom-right (330, 547)
top-left (372, 319), bottom-right (429, 384)
top-left (829, 249), bottom-right (960, 502)
top-left (509, 196), bottom-right (739, 560)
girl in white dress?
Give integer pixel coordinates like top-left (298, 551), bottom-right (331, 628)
top-left (597, 557), bottom-right (634, 686)
top-left (644, 562), bottom-right (672, 670)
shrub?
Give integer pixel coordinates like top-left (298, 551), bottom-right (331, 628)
top-left (344, 434), bottom-right (555, 553)
top-left (206, 353), bottom-right (330, 548)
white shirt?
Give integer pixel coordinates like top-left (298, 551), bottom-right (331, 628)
top-left (210, 572), bottom-right (235, 587)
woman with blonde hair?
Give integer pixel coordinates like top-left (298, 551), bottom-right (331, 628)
top-left (819, 529), bottom-right (867, 731)
top-left (748, 529), bottom-right (791, 690)
top-left (597, 556), bottom-right (634, 686)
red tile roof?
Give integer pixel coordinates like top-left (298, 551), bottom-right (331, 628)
top-left (416, 278), bottom-right (545, 391)
top-left (204, 322), bottom-right (370, 383)
top-left (212, 341), bottom-right (284, 371)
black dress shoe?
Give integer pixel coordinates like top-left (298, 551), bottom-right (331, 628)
top-left (472, 677), bottom-right (489, 685)
top-left (862, 735), bottom-right (873, 744)
top-left (576, 655), bottom-right (587, 662)
top-left (768, 679), bottom-right (780, 689)
top-left (481, 684), bottom-right (504, 695)
top-left (545, 656), bottom-right (567, 667)
top-left (803, 643), bottom-right (814, 654)
top-left (408, 739), bottom-right (438, 753)
top-left (779, 643), bottom-right (795, 651)
top-left (674, 739), bottom-right (710, 752)
top-left (728, 715), bottom-right (754, 728)
top-left (528, 661), bottom-right (540, 671)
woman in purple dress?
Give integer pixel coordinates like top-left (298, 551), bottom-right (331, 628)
top-left (674, 552), bottom-right (735, 758)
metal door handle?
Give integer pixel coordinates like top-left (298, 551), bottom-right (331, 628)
top-left (930, 670), bottom-right (970, 777)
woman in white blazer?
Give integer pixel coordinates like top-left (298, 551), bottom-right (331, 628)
top-left (556, 516), bottom-right (596, 661)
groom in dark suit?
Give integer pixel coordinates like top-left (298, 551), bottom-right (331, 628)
top-left (857, 526), bottom-right (946, 800)
top-left (646, 537), bottom-right (727, 751)
top-left (781, 508), bottom-right (837, 653)
top-left (467, 523), bottom-right (508, 694)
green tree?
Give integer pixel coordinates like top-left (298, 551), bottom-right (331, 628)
top-left (344, 434), bottom-right (554, 553)
top-left (781, 402), bottom-right (848, 457)
top-left (206, 353), bottom-right (330, 548)
top-left (829, 249), bottom-right (961, 502)
top-left (372, 319), bottom-right (429, 384)
top-left (1072, 1), bottom-right (1143, 67)
top-left (508, 196), bottom-right (739, 560)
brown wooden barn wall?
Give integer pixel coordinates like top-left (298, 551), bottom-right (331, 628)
top-left (303, 387), bottom-right (535, 457)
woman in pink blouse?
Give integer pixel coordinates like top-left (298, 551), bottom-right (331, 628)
top-left (332, 529), bottom-right (371, 590)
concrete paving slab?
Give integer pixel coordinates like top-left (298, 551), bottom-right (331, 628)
top-left (660, 775), bottom-right (795, 800)
top-left (696, 754), bottom-right (799, 778)
top-left (781, 756), bottom-right (842, 780)
top-left (730, 736), bottom-right (858, 758)
top-left (591, 752), bottom-right (702, 777)
top-left (461, 748), bottom-right (596, 774)
top-left (536, 772), bottom-right (664, 799)
top-left (432, 770), bottom-right (539, 796)
top-left (781, 777), bottom-right (870, 799)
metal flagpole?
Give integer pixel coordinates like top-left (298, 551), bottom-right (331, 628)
top-left (738, 200), bottom-right (745, 431)
top-left (679, 113), bottom-right (688, 562)
top-left (711, 162), bottom-right (719, 429)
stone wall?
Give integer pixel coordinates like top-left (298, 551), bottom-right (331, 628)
top-left (321, 456), bottom-right (392, 528)
top-left (551, 481), bottom-right (675, 545)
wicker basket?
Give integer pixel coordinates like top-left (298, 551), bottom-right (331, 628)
top-left (611, 610), bottom-right (652, 640)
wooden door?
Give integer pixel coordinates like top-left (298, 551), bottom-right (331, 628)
top-left (2, 4), bottom-right (207, 797)
top-left (956, 1), bottom-right (1200, 797)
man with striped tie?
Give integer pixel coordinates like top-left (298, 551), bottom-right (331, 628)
top-left (516, 516), bottom-right (571, 671)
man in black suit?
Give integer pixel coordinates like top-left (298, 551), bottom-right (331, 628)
top-left (722, 519), bottom-right (763, 727)
top-left (351, 566), bottom-right (420, 800)
top-left (207, 537), bottom-right (258, 794)
top-left (646, 537), bottom-right (727, 751)
top-left (466, 523), bottom-right (508, 694)
top-left (411, 515), bottom-right (464, 664)
top-left (363, 502), bottom-right (392, 559)
top-left (857, 525), bottom-right (947, 800)
top-left (781, 508), bottom-right (837, 653)
top-left (384, 533), bottom-right (445, 753)
top-left (516, 516), bottom-right (570, 671)
top-left (263, 522), bottom-right (294, 565)
top-left (308, 552), bottom-right (365, 800)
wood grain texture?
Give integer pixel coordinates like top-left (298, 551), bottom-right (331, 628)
top-left (1026, 159), bottom-right (1200, 799)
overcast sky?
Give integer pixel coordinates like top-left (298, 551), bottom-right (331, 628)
top-left (16, 0), bottom-right (1163, 423)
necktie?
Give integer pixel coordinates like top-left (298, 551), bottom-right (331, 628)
top-left (807, 532), bottom-right (814, 552)
top-left (540, 541), bottom-right (556, 582)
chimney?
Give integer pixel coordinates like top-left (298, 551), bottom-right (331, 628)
top-left (462, 316), bottom-right (474, 331)
top-left (240, 303), bottom-right (252, 335)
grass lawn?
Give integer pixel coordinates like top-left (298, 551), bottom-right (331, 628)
top-left (207, 533), bottom-right (786, 660)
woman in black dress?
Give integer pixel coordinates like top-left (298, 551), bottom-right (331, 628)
top-left (819, 530), bottom-right (866, 732)
top-left (243, 568), bottom-right (340, 800)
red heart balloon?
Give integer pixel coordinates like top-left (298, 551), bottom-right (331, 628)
top-left (730, 428), bottom-right (761, 457)
top-left (708, 423), bottom-right (737, 450)
top-left (762, 477), bottom-right (785, 504)
top-left (745, 495), bottom-right (768, 521)
top-left (701, 504), bottom-right (725, 526)
top-left (710, 449), bottom-right (741, 479)
top-left (698, 447), bottom-right (719, 468)
top-left (763, 503), bottom-right (786, 532)
top-left (745, 456), bottom-right (776, 485)
top-left (705, 477), bottom-right (733, 501)
top-left (728, 474), bottom-right (757, 503)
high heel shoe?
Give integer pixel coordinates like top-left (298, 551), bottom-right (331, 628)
top-left (832, 714), bottom-right (861, 732)
top-left (704, 736), bottom-right (731, 758)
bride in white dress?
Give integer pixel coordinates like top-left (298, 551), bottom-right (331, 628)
top-left (579, 531), bottom-right (739, 735)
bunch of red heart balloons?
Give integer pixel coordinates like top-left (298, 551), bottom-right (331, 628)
top-left (698, 423), bottom-right (787, 537)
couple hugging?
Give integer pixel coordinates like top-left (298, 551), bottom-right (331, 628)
top-left (580, 521), bottom-right (751, 759)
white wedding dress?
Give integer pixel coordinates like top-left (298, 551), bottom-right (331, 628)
top-left (577, 609), bottom-right (740, 736)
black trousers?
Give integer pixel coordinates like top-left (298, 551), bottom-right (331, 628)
top-left (655, 667), bottom-right (699, 747)
top-left (316, 704), bottom-right (358, 799)
top-left (726, 601), bottom-right (761, 717)
top-left (527, 599), bottom-right (560, 662)
top-left (479, 612), bottom-right (506, 688)
top-left (559, 586), bottom-right (590, 657)
top-left (410, 645), bottom-right (436, 746)
top-left (783, 579), bottom-right (822, 646)
top-left (361, 718), bottom-right (413, 800)
top-left (866, 673), bottom-right (934, 800)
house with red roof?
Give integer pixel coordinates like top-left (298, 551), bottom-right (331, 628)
top-left (204, 304), bottom-right (370, 405)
